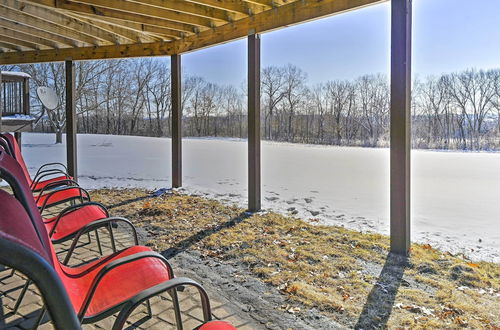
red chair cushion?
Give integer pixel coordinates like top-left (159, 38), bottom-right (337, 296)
top-left (57, 245), bottom-right (172, 318)
top-left (36, 187), bottom-right (85, 208)
top-left (199, 321), bottom-right (238, 330)
top-left (32, 175), bottom-right (72, 192)
top-left (44, 205), bottom-right (107, 241)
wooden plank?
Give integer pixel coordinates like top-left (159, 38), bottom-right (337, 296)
top-left (191, 0), bottom-right (263, 15)
top-left (0, 17), bottom-right (77, 47)
top-left (38, 0), bottom-right (200, 33)
top-left (54, 0), bottom-right (218, 27)
top-left (127, 0), bottom-right (233, 21)
top-left (0, 0), bottom-right (385, 64)
top-left (0, 34), bottom-right (39, 50)
top-left (0, 41), bottom-right (23, 51)
top-left (0, 26), bottom-right (59, 49)
top-left (390, 0), bottom-right (412, 255)
top-left (171, 54), bottom-right (182, 188)
top-left (69, 14), bottom-right (184, 40)
top-left (64, 12), bottom-right (160, 43)
top-left (65, 60), bottom-right (77, 181)
top-left (2, 0), bottom-right (119, 45)
top-left (248, 33), bottom-right (261, 212)
top-left (0, 4), bottom-right (97, 46)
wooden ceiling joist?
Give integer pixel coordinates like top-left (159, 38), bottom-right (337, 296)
top-left (0, 0), bottom-right (386, 65)
top-left (63, 12), bottom-right (160, 44)
top-left (0, 26), bottom-right (56, 49)
top-left (127, 0), bottom-right (234, 21)
top-left (28, 0), bottom-right (202, 33)
top-left (189, 0), bottom-right (265, 15)
top-left (0, 4), bottom-right (100, 46)
top-left (0, 18), bottom-right (76, 47)
top-left (76, 15), bottom-right (187, 39)
top-left (4, 0), bottom-right (130, 45)
top-left (0, 34), bottom-right (40, 50)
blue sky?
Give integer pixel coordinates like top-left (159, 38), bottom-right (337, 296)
top-left (182, 0), bottom-right (500, 86)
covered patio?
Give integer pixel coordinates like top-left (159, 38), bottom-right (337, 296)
top-left (0, 0), bottom-right (415, 328)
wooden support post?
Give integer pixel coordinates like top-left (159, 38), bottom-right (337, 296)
top-left (248, 34), bottom-right (261, 212)
top-left (171, 54), bottom-right (182, 188)
top-left (65, 59), bottom-right (78, 181)
top-left (390, 0), bottom-right (412, 255)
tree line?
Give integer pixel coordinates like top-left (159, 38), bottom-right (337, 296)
top-left (5, 59), bottom-right (500, 151)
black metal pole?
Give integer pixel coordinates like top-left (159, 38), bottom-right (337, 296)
top-left (171, 54), bottom-right (182, 188)
top-left (248, 34), bottom-right (261, 212)
top-left (65, 60), bottom-right (78, 181)
top-left (390, 0), bottom-right (412, 255)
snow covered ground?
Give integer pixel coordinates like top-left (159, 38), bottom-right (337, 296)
top-left (18, 133), bottom-right (500, 262)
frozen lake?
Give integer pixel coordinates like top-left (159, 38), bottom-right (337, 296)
top-left (19, 133), bottom-right (500, 262)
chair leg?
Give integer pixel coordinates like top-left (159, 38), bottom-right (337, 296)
top-left (13, 279), bottom-right (31, 314)
top-left (145, 299), bottom-right (152, 318)
top-left (108, 223), bottom-right (117, 253)
top-left (95, 230), bottom-right (103, 255)
top-left (33, 306), bottom-right (46, 329)
top-left (169, 289), bottom-right (183, 330)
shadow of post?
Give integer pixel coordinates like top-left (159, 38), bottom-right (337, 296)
top-left (355, 253), bottom-right (409, 329)
top-left (160, 212), bottom-right (251, 259)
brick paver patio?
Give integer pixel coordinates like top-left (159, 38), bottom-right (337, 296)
top-left (0, 222), bottom-right (256, 329)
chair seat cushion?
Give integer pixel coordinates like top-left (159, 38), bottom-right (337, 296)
top-left (44, 205), bottom-right (107, 241)
top-left (36, 187), bottom-right (84, 208)
top-left (59, 245), bottom-right (172, 318)
top-left (198, 321), bottom-right (238, 330)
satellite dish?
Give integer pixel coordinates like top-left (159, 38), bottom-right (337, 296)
top-left (36, 86), bottom-right (59, 110)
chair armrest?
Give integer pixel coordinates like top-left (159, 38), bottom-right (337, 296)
top-left (63, 217), bottom-right (139, 265)
top-left (112, 277), bottom-right (212, 330)
top-left (31, 169), bottom-right (71, 190)
top-left (77, 251), bottom-right (175, 320)
top-left (34, 162), bottom-right (69, 178)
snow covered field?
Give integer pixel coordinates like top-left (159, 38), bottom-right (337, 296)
top-left (18, 133), bottom-right (500, 262)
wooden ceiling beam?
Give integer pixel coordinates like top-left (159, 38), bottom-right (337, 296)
top-left (0, 4), bottom-right (100, 46)
top-left (0, 40), bottom-right (25, 51)
top-left (188, 0), bottom-right (265, 15)
top-left (68, 0), bottom-right (219, 27)
top-left (77, 15), bottom-right (186, 39)
top-left (64, 12), bottom-right (160, 43)
top-left (11, 0), bottom-right (128, 44)
top-left (27, 0), bottom-right (202, 32)
top-left (0, 26), bottom-right (58, 49)
top-left (127, 0), bottom-right (233, 21)
top-left (0, 18), bottom-right (75, 47)
top-left (0, 34), bottom-right (39, 50)
top-left (0, 0), bottom-right (386, 64)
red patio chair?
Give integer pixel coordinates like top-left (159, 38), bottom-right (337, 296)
top-left (1, 132), bottom-right (73, 192)
top-left (1, 133), bottom-right (87, 213)
top-left (0, 150), bottom-right (132, 261)
top-left (0, 154), bottom-right (227, 329)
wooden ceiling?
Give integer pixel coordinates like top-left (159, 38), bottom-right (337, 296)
top-left (0, 0), bottom-right (385, 65)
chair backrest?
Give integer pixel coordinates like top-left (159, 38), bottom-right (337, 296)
top-left (0, 133), bottom-right (33, 185)
top-left (0, 150), bottom-right (51, 252)
top-left (0, 135), bottom-right (13, 156)
top-left (0, 189), bottom-right (80, 330)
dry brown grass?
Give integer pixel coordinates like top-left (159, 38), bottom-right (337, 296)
top-left (93, 188), bottom-right (500, 329)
